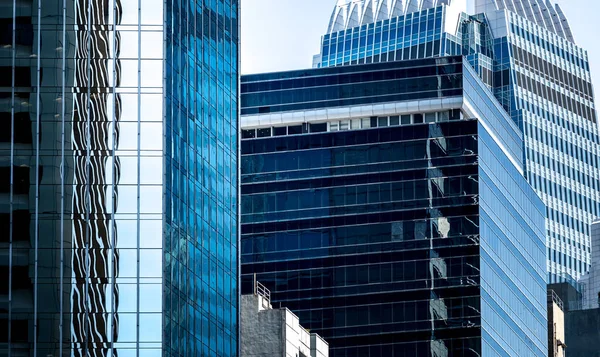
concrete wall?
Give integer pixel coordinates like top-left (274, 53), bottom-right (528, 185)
top-left (565, 308), bottom-right (600, 357)
top-left (241, 294), bottom-right (329, 357)
top-left (311, 334), bottom-right (328, 357)
top-left (548, 300), bottom-right (565, 357)
top-left (241, 294), bottom-right (284, 357)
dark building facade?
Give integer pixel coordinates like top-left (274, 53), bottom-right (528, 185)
top-left (240, 57), bottom-right (547, 356)
top-left (564, 308), bottom-right (600, 357)
top-left (1, 0), bottom-right (239, 356)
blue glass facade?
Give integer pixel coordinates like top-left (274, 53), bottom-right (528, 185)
top-left (316, 6), bottom-right (493, 81)
top-left (316, 1), bottom-right (600, 283)
top-left (165, 1), bottom-right (239, 356)
top-left (240, 58), bottom-right (547, 356)
top-left (0, 0), bottom-right (238, 356)
top-left (319, 6), bottom-right (447, 66)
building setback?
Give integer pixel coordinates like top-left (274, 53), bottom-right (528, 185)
top-left (240, 57), bottom-right (547, 356)
top-left (315, 0), bottom-right (600, 283)
top-left (0, 0), bottom-right (239, 356)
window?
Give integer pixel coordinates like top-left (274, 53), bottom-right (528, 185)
top-left (288, 125), bottom-right (302, 135)
top-left (438, 111), bottom-right (449, 122)
top-left (0, 113), bottom-right (32, 144)
top-left (0, 166), bottom-right (30, 194)
top-left (273, 126), bottom-right (287, 136)
top-left (310, 123), bottom-right (327, 133)
top-left (241, 129), bottom-right (255, 139)
top-left (425, 112), bottom-right (436, 123)
top-left (0, 67), bottom-right (31, 87)
top-left (0, 210), bottom-right (30, 243)
top-left (257, 127), bottom-right (271, 138)
top-left (340, 120), bottom-right (350, 131)
top-left (370, 117), bottom-right (378, 128)
top-left (449, 109), bottom-right (461, 120)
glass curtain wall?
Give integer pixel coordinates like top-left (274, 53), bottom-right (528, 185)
top-left (164, 0), bottom-right (239, 356)
top-left (0, 0), bottom-right (165, 355)
top-left (2, 0), bottom-right (239, 356)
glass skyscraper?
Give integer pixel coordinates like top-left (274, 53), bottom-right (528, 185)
top-left (240, 57), bottom-right (547, 356)
top-left (313, 0), bottom-right (600, 283)
top-left (0, 0), bottom-right (238, 356)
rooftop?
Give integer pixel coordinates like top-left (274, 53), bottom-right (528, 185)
top-left (326, 0), bottom-right (575, 42)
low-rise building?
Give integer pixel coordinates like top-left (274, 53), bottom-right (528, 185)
top-left (241, 282), bottom-right (328, 357)
top-left (547, 290), bottom-right (566, 357)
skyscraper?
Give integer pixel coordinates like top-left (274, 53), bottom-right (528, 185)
top-left (0, 1), bottom-right (239, 356)
top-left (314, 0), bottom-right (600, 282)
top-left (240, 57), bottom-right (548, 356)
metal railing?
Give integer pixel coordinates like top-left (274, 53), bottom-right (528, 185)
top-left (253, 275), bottom-right (271, 306)
top-left (548, 290), bottom-right (565, 311)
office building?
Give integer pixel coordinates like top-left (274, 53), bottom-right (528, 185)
top-left (241, 282), bottom-right (329, 357)
top-left (240, 57), bottom-right (547, 356)
top-left (315, 0), bottom-right (600, 282)
top-left (0, 1), bottom-right (238, 356)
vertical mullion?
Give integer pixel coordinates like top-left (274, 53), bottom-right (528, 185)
top-left (84, 0), bottom-right (92, 354)
top-left (236, 1), bottom-right (242, 355)
top-left (33, 1), bottom-right (42, 355)
top-left (111, 0), bottom-right (118, 356)
top-left (7, 0), bottom-right (16, 356)
top-left (439, 9), bottom-right (445, 56)
top-left (137, 0), bottom-right (142, 355)
top-left (59, 0), bottom-right (67, 355)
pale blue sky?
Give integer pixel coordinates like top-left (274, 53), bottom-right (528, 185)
top-left (241, 0), bottom-right (600, 101)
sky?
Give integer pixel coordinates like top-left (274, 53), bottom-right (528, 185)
top-left (241, 0), bottom-right (600, 101)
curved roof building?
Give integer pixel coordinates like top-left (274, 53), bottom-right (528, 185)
top-left (473, 0), bottom-right (574, 42)
top-left (327, 0), bottom-right (575, 42)
top-left (327, 0), bottom-right (464, 33)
